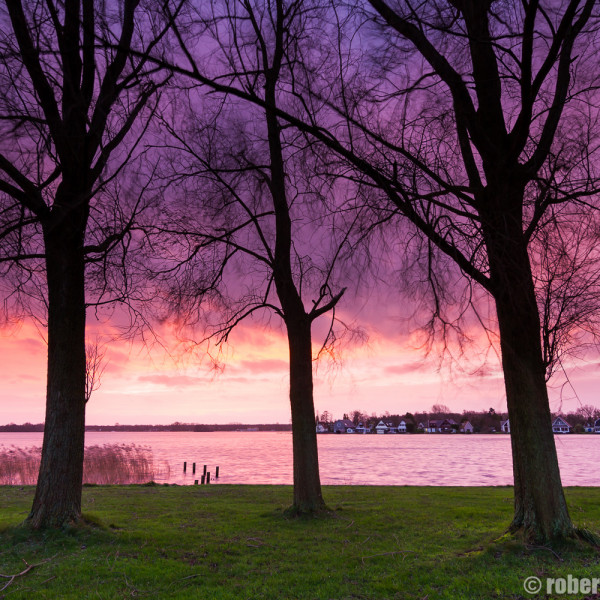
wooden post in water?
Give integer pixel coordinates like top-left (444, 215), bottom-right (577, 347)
top-left (206, 472), bottom-right (211, 484)
top-left (201, 475), bottom-right (205, 485)
top-left (203, 464), bottom-right (207, 476)
top-left (216, 466), bottom-right (219, 479)
top-left (194, 480), bottom-right (198, 485)
top-left (192, 462), bottom-right (196, 474)
top-left (183, 461), bottom-right (187, 473)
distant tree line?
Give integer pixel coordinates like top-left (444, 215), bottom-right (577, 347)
top-left (0, 422), bottom-right (292, 433)
top-left (318, 404), bottom-right (600, 433)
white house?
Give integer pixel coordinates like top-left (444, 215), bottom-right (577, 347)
top-left (500, 419), bottom-right (510, 433)
top-left (552, 417), bottom-right (571, 434)
top-left (397, 420), bottom-right (407, 433)
top-left (595, 418), bottom-right (600, 433)
top-left (316, 422), bottom-right (328, 433)
top-left (375, 420), bottom-right (389, 434)
top-left (459, 421), bottom-right (474, 434)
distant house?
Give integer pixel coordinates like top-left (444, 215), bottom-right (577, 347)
top-left (595, 418), bottom-right (600, 434)
top-left (500, 419), bottom-right (510, 433)
top-left (552, 417), bottom-right (571, 434)
top-left (584, 423), bottom-right (594, 433)
top-left (426, 419), bottom-right (456, 433)
top-left (397, 420), bottom-right (407, 433)
top-left (425, 420), bottom-right (439, 433)
top-left (333, 419), bottom-right (355, 434)
top-left (316, 422), bottom-right (329, 433)
top-left (375, 420), bottom-right (389, 434)
top-left (355, 422), bottom-right (371, 434)
top-left (459, 420), bottom-right (474, 434)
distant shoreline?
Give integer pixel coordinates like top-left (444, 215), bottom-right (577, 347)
top-left (0, 423), bottom-right (292, 433)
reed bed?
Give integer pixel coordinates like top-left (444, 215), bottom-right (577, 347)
top-left (0, 444), bottom-right (170, 485)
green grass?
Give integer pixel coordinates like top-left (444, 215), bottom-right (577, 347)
top-left (1, 485), bottom-right (600, 599)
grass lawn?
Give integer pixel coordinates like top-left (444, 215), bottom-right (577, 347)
top-left (1, 485), bottom-right (600, 599)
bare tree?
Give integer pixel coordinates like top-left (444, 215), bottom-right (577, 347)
top-left (329, 0), bottom-right (600, 543)
top-left (0, 0), bottom-right (169, 527)
top-left (153, 0), bottom-right (377, 513)
top-left (577, 404), bottom-right (600, 424)
top-left (85, 340), bottom-right (107, 403)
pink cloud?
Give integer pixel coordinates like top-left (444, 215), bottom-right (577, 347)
top-left (14, 337), bottom-right (46, 352)
top-left (383, 361), bottom-right (427, 376)
top-left (239, 359), bottom-right (288, 374)
top-left (16, 374), bottom-right (39, 382)
top-left (137, 374), bottom-right (206, 387)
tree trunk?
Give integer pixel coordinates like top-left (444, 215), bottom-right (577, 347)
top-left (496, 287), bottom-right (573, 542)
top-left (286, 314), bottom-right (326, 513)
top-left (27, 215), bottom-right (87, 529)
top-left (485, 205), bottom-right (573, 543)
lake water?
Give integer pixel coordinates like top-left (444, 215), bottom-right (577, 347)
top-left (0, 431), bottom-right (598, 486)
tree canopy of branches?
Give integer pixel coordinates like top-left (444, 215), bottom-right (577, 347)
top-left (0, 0), bottom-right (168, 528)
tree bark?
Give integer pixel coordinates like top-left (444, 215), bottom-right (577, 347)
top-left (286, 314), bottom-right (326, 513)
top-left (27, 204), bottom-right (87, 529)
top-left (483, 194), bottom-right (573, 542)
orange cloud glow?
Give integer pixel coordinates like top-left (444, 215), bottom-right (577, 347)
top-left (0, 305), bottom-right (597, 425)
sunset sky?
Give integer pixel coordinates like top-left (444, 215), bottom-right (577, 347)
top-left (2, 292), bottom-right (598, 425)
top-left (1, 0), bottom-right (599, 430)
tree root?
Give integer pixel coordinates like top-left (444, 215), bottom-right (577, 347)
top-left (505, 523), bottom-right (600, 549)
top-left (574, 527), bottom-right (600, 547)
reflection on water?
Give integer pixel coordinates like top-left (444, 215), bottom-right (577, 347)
top-left (0, 431), bottom-right (597, 486)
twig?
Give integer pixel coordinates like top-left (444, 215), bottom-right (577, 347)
top-left (526, 544), bottom-right (564, 561)
top-left (361, 550), bottom-right (415, 564)
top-left (246, 537), bottom-right (270, 548)
top-left (0, 558), bottom-right (50, 592)
top-left (177, 574), bottom-right (201, 581)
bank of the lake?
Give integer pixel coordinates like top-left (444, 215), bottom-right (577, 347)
top-left (1, 485), bottom-right (600, 599)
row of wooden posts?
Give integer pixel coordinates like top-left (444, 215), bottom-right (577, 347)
top-left (183, 462), bottom-right (219, 485)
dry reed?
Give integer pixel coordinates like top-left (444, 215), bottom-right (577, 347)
top-left (0, 444), bottom-right (170, 485)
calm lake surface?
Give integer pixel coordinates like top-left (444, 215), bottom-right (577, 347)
top-left (0, 431), bottom-right (598, 486)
